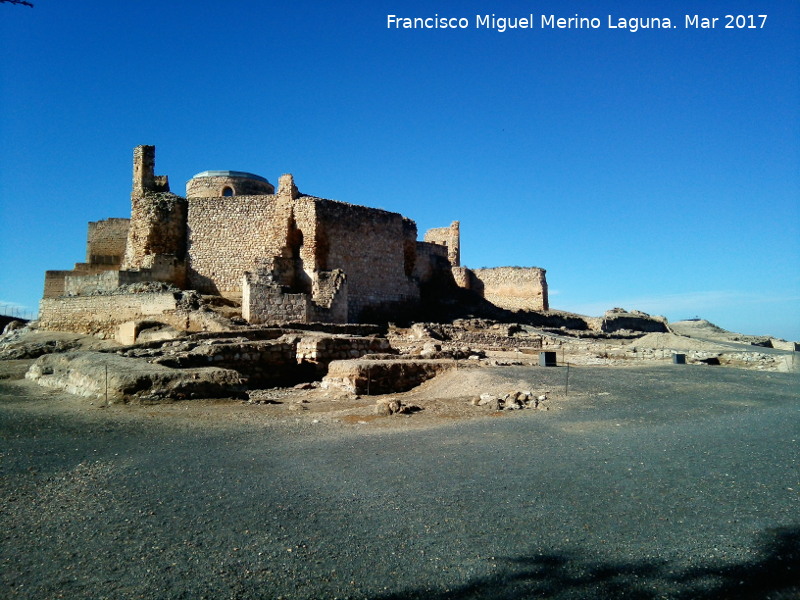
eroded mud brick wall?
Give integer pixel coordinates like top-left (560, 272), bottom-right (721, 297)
top-left (86, 218), bottom-right (130, 265)
top-left (186, 196), bottom-right (317, 296)
top-left (314, 200), bottom-right (420, 321)
top-left (470, 267), bottom-right (549, 311)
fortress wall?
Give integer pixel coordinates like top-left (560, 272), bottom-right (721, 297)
top-left (186, 195), bottom-right (318, 295)
top-left (43, 263), bottom-right (121, 299)
top-left (413, 242), bottom-right (450, 284)
top-left (315, 200), bottom-right (419, 321)
top-left (43, 271), bottom-right (72, 299)
top-left (423, 221), bottom-right (460, 266)
top-left (123, 193), bottom-right (187, 269)
top-left (470, 267), bottom-right (549, 311)
top-left (86, 218), bottom-right (130, 265)
top-left (38, 293), bottom-right (180, 337)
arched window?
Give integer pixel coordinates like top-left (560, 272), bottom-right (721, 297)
top-left (222, 186), bottom-right (234, 197)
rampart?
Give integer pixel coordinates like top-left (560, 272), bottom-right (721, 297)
top-left (86, 218), bottom-right (129, 265)
top-left (469, 267), bottom-right (549, 311)
top-left (423, 221), bottom-right (460, 266)
top-left (314, 200), bottom-right (420, 320)
top-left (122, 193), bottom-right (187, 274)
top-left (186, 194), bottom-right (316, 295)
top-left (38, 293), bottom-right (180, 337)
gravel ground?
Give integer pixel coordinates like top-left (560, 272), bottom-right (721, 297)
top-left (1, 364), bottom-right (799, 599)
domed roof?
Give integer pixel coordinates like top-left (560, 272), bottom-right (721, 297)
top-left (189, 170), bottom-right (269, 183)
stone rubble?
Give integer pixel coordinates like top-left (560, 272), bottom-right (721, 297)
top-left (473, 390), bottom-right (549, 411)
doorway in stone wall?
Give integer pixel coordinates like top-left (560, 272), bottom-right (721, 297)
top-left (283, 211), bottom-right (311, 294)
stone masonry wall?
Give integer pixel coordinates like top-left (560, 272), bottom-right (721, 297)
top-left (423, 221), bottom-right (460, 266)
top-left (315, 199), bottom-right (419, 321)
top-left (86, 218), bottom-right (130, 265)
top-left (123, 193), bottom-right (187, 270)
top-left (43, 263), bottom-right (122, 299)
top-left (186, 195), bottom-right (318, 295)
top-left (470, 267), bottom-right (549, 311)
top-left (296, 335), bottom-right (392, 375)
top-left (63, 261), bottom-right (184, 296)
top-left (38, 293), bottom-right (179, 337)
top-left (242, 278), bottom-right (309, 324)
top-left (414, 242), bottom-right (450, 284)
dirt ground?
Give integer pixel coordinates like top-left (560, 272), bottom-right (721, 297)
top-left (1, 319), bottom-right (796, 430)
top-left (0, 353), bottom-right (571, 432)
top-left (2, 356), bottom-right (798, 600)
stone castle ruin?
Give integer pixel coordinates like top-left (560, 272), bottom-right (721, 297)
top-left (38, 146), bottom-right (548, 339)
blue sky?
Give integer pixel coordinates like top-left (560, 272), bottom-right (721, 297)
top-left (1, 0), bottom-right (798, 339)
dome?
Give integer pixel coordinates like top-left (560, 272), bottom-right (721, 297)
top-left (186, 170), bottom-right (275, 198)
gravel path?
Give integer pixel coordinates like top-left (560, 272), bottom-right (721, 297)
top-left (1, 365), bottom-right (798, 599)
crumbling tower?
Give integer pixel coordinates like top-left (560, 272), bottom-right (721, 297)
top-left (132, 145), bottom-right (170, 195)
top-left (122, 146), bottom-right (187, 286)
top-left (423, 221), bottom-right (460, 267)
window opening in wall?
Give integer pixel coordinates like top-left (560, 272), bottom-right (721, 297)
top-left (222, 186), bottom-right (234, 197)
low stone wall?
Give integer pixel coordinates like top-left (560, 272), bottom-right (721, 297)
top-left (242, 279), bottom-right (309, 324)
top-left (150, 339), bottom-right (300, 386)
top-left (243, 269), bottom-right (348, 325)
top-left (451, 331), bottom-right (542, 350)
top-left (297, 335), bottom-right (393, 374)
top-left (322, 358), bottom-right (455, 395)
top-left (470, 267), bottom-right (549, 311)
top-left (38, 293), bottom-right (179, 337)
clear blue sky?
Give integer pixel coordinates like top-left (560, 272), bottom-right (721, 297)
top-left (1, 0), bottom-right (798, 339)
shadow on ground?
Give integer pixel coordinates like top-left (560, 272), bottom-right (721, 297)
top-left (375, 526), bottom-right (800, 600)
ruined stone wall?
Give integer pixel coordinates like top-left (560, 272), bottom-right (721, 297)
top-left (63, 261), bottom-right (184, 296)
top-left (242, 278), bottom-right (309, 324)
top-left (43, 271), bottom-right (72, 299)
top-left (423, 221), bottom-right (460, 266)
top-left (65, 271), bottom-right (123, 295)
top-left (309, 269), bottom-right (348, 323)
top-left (413, 242), bottom-right (450, 284)
top-left (38, 293), bottom-right (179, 337)
top-left (470, 267), bottom-right (549, 311)
top-left (451, 266), bottom-right (471, 289)
top-left (132, 145), bottom-right (169, 195)
top-left (122, 193), bottom-right (187, 270)
top-left (86, 218), bottom-right (130, 265)
top-left (296, 335), bottom-right (392, 375)
top-left (186, 195), bottom-right (318, 295)
top-left (242, 268), bottom-right (348, 325)
top-left (43, 263), bottom-right (122, 299)
top-left (314, 200), bottom-right (419, 321)
top-left (152, 339), bottom-right (298, 387)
